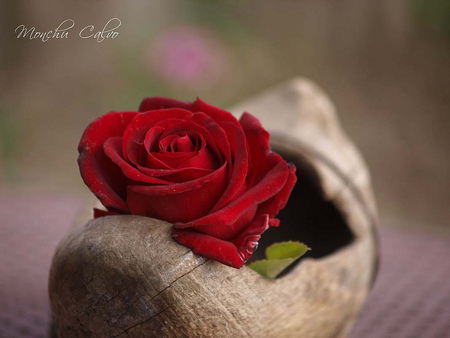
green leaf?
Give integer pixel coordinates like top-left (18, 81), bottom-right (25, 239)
top-left (248, 241), bottom-right (310, 279)
top-left (266, 241), bottom-right (309, 260)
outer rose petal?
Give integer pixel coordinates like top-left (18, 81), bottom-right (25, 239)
top-left (190, 204), bottom-right (257, 241)
top-left (256, 163), bottom-right (297, 220)
top-left (211, 122), bottom-right (248, 212)
top-left (173, 214), bottom-right (269, 268)
top-left (189, 98), bottom-right (241, 128)
top-left (175, 160), bottom-right (289, 229)
top-left (78, 111), bottom-right (137, 212)
top-left (139, 97), bottom-right (191, 112)
top-left (239, 112), bottom-right (283, 187)
top-left (136, 164), bottom-right (213, 182)
top-left (173, 229), bottom-right (243, 268)
top-left (94, 208), bottom-right (119, 218)
top-left (127, 163), bottom-right (228, 223)
top-left (233, 214), bottom-right (270, 263)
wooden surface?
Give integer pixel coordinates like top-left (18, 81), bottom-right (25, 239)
top-left (49, 78), bottom-right (378, 337)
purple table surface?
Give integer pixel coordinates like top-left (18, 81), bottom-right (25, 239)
top-left (1, 195), bottom-right (450, 338)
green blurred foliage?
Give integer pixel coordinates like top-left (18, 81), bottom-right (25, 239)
top-left (413, 0), bottom-right (450, 35)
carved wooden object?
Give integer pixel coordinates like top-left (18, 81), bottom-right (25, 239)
top-left (49, 78), bottom-right (378, 337)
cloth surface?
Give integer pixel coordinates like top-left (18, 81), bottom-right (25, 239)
top-left (0, 195), bottom-right (449, 338)
top-left (349, 227), bottom-right (450, 338)
top-left (0, 195), bottom-right (83, 338)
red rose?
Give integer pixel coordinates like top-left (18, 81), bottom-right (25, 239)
top-left (78, 97), bottom-right (296, 268)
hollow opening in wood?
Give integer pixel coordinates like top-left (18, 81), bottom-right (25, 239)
top-left (246, 146), bottom-right (354, 277)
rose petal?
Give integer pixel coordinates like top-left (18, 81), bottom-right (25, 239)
top-left (127, 143), bottom-right (156, 170)
top-left (189, 98), bottom-right (241, 128)
top-left (240, 112), bottom-right (270, 151)
top-left (136, 164), bottom-right (214, 182)
top-left (211, 122), bottom-right (248, 212)
top-left (126, 126), bottom-right (168, 170)
top-left (151, 135), bottom-right (217, 171)
top-left (144, 150), bottom-right (173, 169)
top-left (256, 163), bottom-right (297, 219)
top-left (140, 126), bottom-right (174, 169)
top-left (139, 97), bottom-right (241, 129)
top-left (239, 112), bottom-right (282, 187)
top-left (175, 160), bottom-right (289, 229)
top-left (269, 218), bottom-right (280, 227)
top-left (144, 126), bottom-right (166, 154)
top-left (122, 109), bottom-right (192, 161)
top-left (149, 152), bottom-right (195, 168)
top-left (175, 134), bottom-right (195, 152)
top-left (94, 208), bottom-right (119, 218)
top-left (191, 204), bottom-right (257, 241)
top-left (78, 111), bottom-right (137, 212)
top-left (233, 214), bottom-right (270, 263)
top-left (152, 132), bottom-right (202, 166)
top-left (142, 125), bottom-right (210, 171)
top-left (139, 97), bottom-right (191, 112)
top-left (103, 137), bottom-right (170, 185)
top-left (158, 134), bottom-right (180, 152)
top-left (177, 146), bottom-right (218, 170)
top-left (126, 163), bottom-right (227, 222)
top-left (172, 228), bottom-right (244, 268)
top-left (173, 214), bottom-right (269, 268)
top-left (153, 117), bottom-right (224, 164)
top-left (153, 148), bottom-right (217, 171)
top-left (186, 112), bottom-right (231, 166)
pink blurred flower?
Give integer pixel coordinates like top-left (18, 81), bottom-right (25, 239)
top-left (148, 25), bottom-right (229, 90)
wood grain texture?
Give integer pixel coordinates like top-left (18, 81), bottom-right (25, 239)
top-left (49, 78), bottom-right (378, 337)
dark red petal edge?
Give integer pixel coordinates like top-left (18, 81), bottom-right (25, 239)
top-left (239, 112), bottom-right (283, 187)
top-left (210, 122), bottom-right (248, 212)
top-left (174, 160), bottom-right (289, 229)
top-left (256, 163), bottom-right (297, 219)
top-left (78, 111), bottom-right (137, 212)
top-left (139, 97), bottom-right (191, 112)
top-left (173, 214), bottom-right (269, 268)
top-left (94, 208), bottom-right (119, 218)
top-left (189, 98), bottom-right (241, 128)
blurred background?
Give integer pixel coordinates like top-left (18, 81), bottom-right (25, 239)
top-left (1, 0), bottom-right (449, 233)
top-left (1, 1), bottom-right (450, 337)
